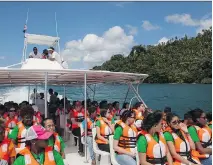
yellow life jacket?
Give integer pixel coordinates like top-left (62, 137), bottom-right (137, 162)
top-left (116, 120), bottom-right (138, 154)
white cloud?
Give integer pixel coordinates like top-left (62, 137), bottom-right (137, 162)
top-left (62, 26), bottom-right (135, 68)
top-left (125, 25), bottom-right (138, 35)
top-left (165, 13), bottom-right (212, 33)
top-left (158, 37), bottom-right (169, 44)
top-left (114, 2), bottom-right (132, 7)
top-left (142, 20), bottom-right (160, 31)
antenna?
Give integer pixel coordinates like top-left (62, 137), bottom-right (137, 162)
top-left (55, 12), bottom-right (61, 55)
top-left (22, 8), bottom-right (29, 63)
top-left (26, 8), bottom-right (29, 25)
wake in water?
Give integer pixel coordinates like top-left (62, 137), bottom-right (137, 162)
top-left (0, 86), bottom-right (64, 104)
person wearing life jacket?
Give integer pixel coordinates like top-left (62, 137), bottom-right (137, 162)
top-left (32, 105), bottom-right (42, 125)
top-left (188, 109), bottom-right (212, 165)
top-left (119, 102), bottom-right (130, 117)
top-left (82, 106), bottom-right (97, 165)
top-left (0, 124), bottom-right (16, 165)
top-left (96, 108), bottom-right (115, 153)
top-left (5, 107), bottom-right (18, 130)
top-left (164, 112), bottom-right (201, 165)
top-left (71, 101), bottom-right (85, 156)
top-left (43, 118), bottom-right (65, 159)
top-left (206, 112), bottom-right (212, 129)
top-left (137, 111), bottom-right (173, 165)
top-left (133, 102), bottom-right (145, 131)
top-left (13, 125), bottom-right (64, 165)
top-left (183, 112), bottom-right (194, 126)
top-left (9, 105), bottom-right (34, 148)
top-left (112, 101), bottom-right (120, 119)
top-left (113, 110), bottom-right (138, 165)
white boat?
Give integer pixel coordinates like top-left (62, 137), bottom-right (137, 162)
top-left (0, 15), bottom-right (149, 165)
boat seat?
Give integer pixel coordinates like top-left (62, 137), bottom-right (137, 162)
top-left (109, 135), bottom-right (120, 165)
top-left (92, 128), bottom-right (110, 165)
top-left (79, 122), bottom-right (85, 145)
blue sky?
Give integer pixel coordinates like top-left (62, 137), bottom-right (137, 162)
top-left (0, 2), bottom-right (211, 69)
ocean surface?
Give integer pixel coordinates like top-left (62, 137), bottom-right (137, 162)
top-left (0, 84), bottom-right (211, 118)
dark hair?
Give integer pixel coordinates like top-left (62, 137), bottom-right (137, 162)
top-left (120, 110), bottom-right (135, 123)
top-left (88, 106), bottom-right (96, 115)
top-left (143, 108), bottom-right (153, 119)
top-left (40, 93), bottom-right (44, 98)
top-left (42, 118), bottom-right (55, 127)
top-left (184, 112), bottom-right (192, 120)
top-left (49, 88), bottom-right (53, 94)
top-left (166, 112), bottom-right (179, 124)
top-left (189, 108), bottom-right (204, 123)
top-left (206, 112), bottom-right (212, 122)
top-left (0, 105), bottom-right (5, 111)
top-left (99, 100), bottom-right (108, 109)
top-left (20, 105), bottom-right (34, 118)
top-left (134, 102), bottom-right (143, 109)
top-left (49, 47), bottom-right (55, 51)
top-left (100, 109), bottom-right (108, 117)
top-left (164, 106), bottom-right (171, 113)
top-left (142, 110), bottom-right (163, 132)
top-left (122, 102), bottom-right (129, 109)
top-left (33, 47), bottom-right (37, 50)
top-left (112, 101), bottom-right (119, 107)
top-left (54, 92), bottom-right (58, 96)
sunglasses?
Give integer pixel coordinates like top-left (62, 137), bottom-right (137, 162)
top-left (171, 120), bottom-right (180, 125)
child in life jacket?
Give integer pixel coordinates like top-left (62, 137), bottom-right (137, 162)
top-left (95, 108), bottom-right (115, 153)
top-left (5, 107), bottom-right (18, 130)
top-left (43, 118), bottom-right (65, 159)
top-left (9, 105), bottom-right (35, 148)
top-left (113, 110), bottom-right (138, 165)
top-left (137, 111), bottom-right (173, 165)
top-left (70, 101), bottom-right (85, 156)
top-left (188, 109), bottom-right (212, 165)
top-left (164, 112), bottom-right (201, 165)
top-left (81, 106), bottom-right (97, 165)
top-left (13, 125), bottom-right (64, 165)
top-left (0, 123), bottom-right (16, 165)
top-left (132, 102), bottom-right (145, 130)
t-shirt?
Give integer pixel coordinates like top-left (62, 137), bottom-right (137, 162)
top-left (9, 125), bottom-right (30, 141)
top-left (13, 150), bottom-right (64, 165)
top-left (48, 135), bottom-right (65, 152)
top-left (29, 52), bottom-right (42, 59)
top-left (208, 124), bottom-right (212, 129)
top-left (163, 132), bottom-right (174, 143)
top-left (188, 126), bottom-right (200, 143)
top-left (113, 126), bottom-right (123, 140)
top-left (137, 133), bottom-right (159, 153)
top-left (51, 51), bottom-right (62, 64)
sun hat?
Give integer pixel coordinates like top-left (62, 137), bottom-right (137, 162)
top-left (25, 125), bottom-right (53, 141)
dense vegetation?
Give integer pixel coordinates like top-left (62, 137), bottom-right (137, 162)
top-left (92, 28), bottom-right (212, 84)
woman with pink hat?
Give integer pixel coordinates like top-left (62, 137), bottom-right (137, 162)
top-left (13, 125), bottom-right (64, 165)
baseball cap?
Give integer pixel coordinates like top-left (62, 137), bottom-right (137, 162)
top-left (25, 125), bottom-right (53, 141)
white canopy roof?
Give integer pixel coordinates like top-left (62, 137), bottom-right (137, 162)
top-left (0, 69), bottom-right (148, 86)
top-left (26, 33), bottom-right (60, 46)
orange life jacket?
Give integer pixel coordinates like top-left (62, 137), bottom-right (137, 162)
top-left (5, 115), bottom-right (18, 129)
top-left (18, 146), bottom-right (56, 165)
top-left (71, 109), bottom-right (84, 129)
top-left (0, 138), bottom-right (11, 163)
top-left (138, 130), bottom-right (167, 165)
top-left (165, 127), bottom-right (200, 164)
top-left (193, 125), bottom-right (212, 148)
top-left (95, 117), bottom-right (113, 144)
top-left (83, 118), bottom-right (94, 137)
top-left (116, 120), bottom-right (138, 154)
top-left (17, 121), bottom-right (28, 148)
top-left (53, 133), bottom-right (61, 153)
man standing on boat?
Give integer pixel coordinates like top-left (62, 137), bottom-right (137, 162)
top-left (48, 47), bottom-right (62, 63)
top-left (29, 47), bottom-right (41, 58)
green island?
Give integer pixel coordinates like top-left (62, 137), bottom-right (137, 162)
top-left (92, 27), bottom-right (212, 84)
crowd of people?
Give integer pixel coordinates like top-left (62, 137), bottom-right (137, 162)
top-left (0, 89), bottom-right (211, 165)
